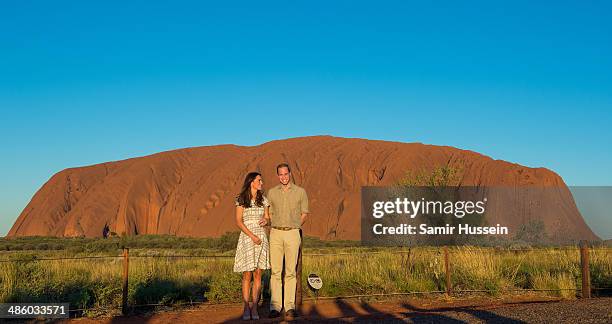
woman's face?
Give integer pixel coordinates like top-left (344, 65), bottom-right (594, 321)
top-left (251, 175), bottom-right (263, 191)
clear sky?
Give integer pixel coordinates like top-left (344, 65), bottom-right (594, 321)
top-left (1, 1), bottom-right (611, 238)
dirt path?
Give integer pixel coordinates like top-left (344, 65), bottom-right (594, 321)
top-left (62, 296), bottom-right (611, 323)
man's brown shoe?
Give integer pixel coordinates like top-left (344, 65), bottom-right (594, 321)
top-left (285, 309), bottom-right (299, 319)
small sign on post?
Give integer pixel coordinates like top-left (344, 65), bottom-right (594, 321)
top-left (307, 273), bottom-right (323, 303)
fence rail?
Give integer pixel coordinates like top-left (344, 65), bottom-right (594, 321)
top-left (0, 242), bottom-right (609, 316)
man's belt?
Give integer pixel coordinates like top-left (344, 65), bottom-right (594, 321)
top-left (272, 226), bottom-right (298, 231)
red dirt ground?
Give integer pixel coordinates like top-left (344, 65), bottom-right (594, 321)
top-left (59, 295), bottom-right (612, 323)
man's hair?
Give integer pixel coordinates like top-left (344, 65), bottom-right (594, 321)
top-left (276, 163), bottom-right (291, 174)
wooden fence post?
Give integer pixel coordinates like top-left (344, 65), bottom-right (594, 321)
top-left (296, 229), bottom-right (303, 306)
top-left (579, 240), bottom-right (591, 298)
top-left (444, 246), bottom-right (451, 296)
top-left (122, 247), bottom-right (129, 315)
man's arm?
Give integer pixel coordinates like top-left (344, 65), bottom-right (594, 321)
top-left (300, 189), bottom-right (309, 226)
top-left (259, 194), bottom-right (272, 226)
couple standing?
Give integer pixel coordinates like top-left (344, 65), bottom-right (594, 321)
top-left (233, 163), bottom-right (309, 320)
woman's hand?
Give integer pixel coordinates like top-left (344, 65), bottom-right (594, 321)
top-left (258, 217), bottom-right (269, 227)
top-left (250, 235), bottom-right (262, 245)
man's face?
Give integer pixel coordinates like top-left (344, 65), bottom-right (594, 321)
top-left (277, 167), bottom-right (290, 185)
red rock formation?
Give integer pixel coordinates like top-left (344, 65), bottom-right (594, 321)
top-left (7, 136), bottom-right (599, 242)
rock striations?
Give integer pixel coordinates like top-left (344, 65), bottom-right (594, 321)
top-left (8, 136), bottom-right (599, 242)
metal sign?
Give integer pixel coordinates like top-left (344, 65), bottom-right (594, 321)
top-left (307, 273), bottom-right (323, 291)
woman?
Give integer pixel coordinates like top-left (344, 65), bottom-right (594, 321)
top-left (233, 172), bottom-right (270, 320)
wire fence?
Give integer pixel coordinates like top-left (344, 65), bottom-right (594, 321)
top-left (0, 243), bottom-right (610, 316)
top-left (2, 246), bottom-right (602, 262)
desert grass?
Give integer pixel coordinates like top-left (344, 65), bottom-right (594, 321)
top-left (0, 246), bottom-right (610, 316)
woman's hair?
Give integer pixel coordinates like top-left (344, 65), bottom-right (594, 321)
top-left (236, 172), bottom-right (264, 208)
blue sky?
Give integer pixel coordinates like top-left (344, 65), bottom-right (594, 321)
top-left (1, 1), bottom-right (611, 238)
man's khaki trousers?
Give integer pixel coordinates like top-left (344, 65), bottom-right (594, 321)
top-left (269, 228), bottom-right (301, 312)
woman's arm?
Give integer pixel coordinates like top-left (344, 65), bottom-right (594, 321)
top-left (235, 206), bottom-right (254, 236)
top-left (235, 206), bottom-right (261, 244)
top-left (259, 206), bottom-right (271, 226)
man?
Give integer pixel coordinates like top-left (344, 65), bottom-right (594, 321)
top-left (263, 163), bottom-right (309, 319)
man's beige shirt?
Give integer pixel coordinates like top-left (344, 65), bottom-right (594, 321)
top-left (267, 182), bottom-right (309, 228)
